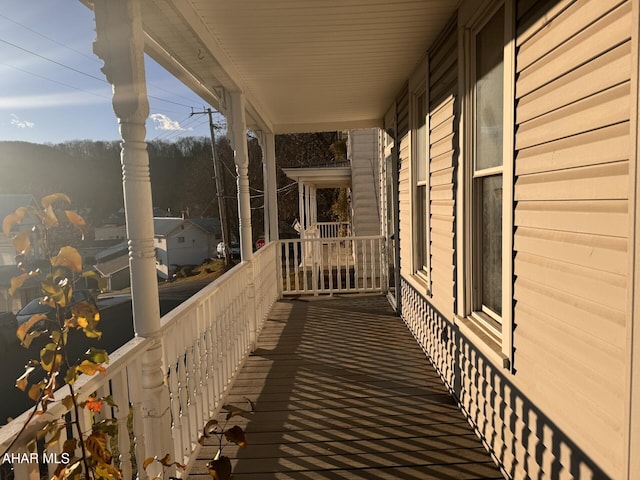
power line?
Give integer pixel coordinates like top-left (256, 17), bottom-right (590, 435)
top-left (0, 12), bottom-right (100, 64)
top-left (0, 36), bottom-right (203, 110)
top-left (0, 61), bottom-right (112, 101)
top-left (0, 37), bottom-right (107, 83)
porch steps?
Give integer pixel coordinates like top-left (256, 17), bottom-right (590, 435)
top-left (189, 295), bottom-right (504, 479)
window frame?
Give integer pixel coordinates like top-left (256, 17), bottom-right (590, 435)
top-left (409, 58), bottom-right (431, 293)
top-left (456, 0), bottom-right (515, 369)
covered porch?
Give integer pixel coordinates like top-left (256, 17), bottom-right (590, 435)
top-left (191, 294), bottom-right (503, 479)
top-left (0, 0), bottom-right (506, 479)
top-left (0, 244), bottom-right (502, 479)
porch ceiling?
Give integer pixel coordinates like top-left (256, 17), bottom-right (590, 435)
top-left (138, 0), bottom-right (458, 133)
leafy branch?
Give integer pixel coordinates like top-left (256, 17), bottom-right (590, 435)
top-left (199, 398), bottom-right (254, 480)
top-left (2, 194), bottom-right (118, 480)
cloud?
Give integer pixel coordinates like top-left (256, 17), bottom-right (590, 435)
top-left (149, 113), bottom-right (187, 131)
top-left (10, 114), bottom-right (35, 129)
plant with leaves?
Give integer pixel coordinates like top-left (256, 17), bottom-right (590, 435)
top-left (198, 398), bottom-right (254, 480)
top-left (142, 454), bottom-right (185, 480)
top-left (2, 193), bottom-right (119, 480)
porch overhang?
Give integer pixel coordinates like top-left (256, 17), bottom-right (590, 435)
top-left (282, 166), bottom-right (352, 189)
top-left (86, 0), bottom-right (459, 134)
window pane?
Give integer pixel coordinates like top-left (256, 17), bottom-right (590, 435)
top-left (416, 92), bottom-right (427, 182)
top-left (415, 185), bottom-right (427, 271)
top-left (481, 174), bottom-right (502, 315)
top-left (475, 6), bottom-right (504, 171)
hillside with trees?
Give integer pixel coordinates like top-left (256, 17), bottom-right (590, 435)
top-left (0, 132), bottom-right (342, 241)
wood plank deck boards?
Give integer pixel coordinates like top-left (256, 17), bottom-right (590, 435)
top-left (189, 294), bottom-right (503, 479)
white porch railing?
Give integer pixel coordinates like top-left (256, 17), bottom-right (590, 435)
top-left (0, 241), bottom-right (280, 480)
top-left (0, 237), bottom-right (384, 478)
top-left (279, 235), bottom-right (386, 295)
top-left (316, 222), bottom-right (351, 238)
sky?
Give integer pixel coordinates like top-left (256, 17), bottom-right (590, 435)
top-left (0, 0), bottom-right (224, 144)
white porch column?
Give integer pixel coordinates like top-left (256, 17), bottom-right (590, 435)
top-left (228, 92), bottom-right (253, 261)
top-left (306, 185), bottom-right (312, 228)
top-left (298, 182), bottom-right (306, 236)
top-left (256, 131), bottom-right (279, 242)
top-left (228, 91), bottom-right (257, 349)
top-left (93, 0), bottom-right (172, 467)
top-left (310, 186), bottom-right (317, 225)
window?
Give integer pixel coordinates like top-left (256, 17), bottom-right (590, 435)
top-left (458, 0), bottom-right (514, 366)
top-left (415, 91), bottom-right (428, 275)
top-left (177, 236), bottom-right (185, 243)
top-left (410, 59), bottom-right (430, 290)
top-left (473, 5), bottom-right (504, 326)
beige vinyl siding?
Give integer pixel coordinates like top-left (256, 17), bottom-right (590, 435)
top-left (513, 0), bottom-right (631, 477)
top-left (399, 1), bottom-right (633, 478)
top-left (397, 86), bottom-right (412, 277)
top-left (427, 19), bottom-right (457, 315)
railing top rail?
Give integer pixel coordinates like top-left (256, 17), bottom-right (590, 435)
top-left (159, 240), bottom-right (278, 332)
top-left (159, 260), bottom-right (252, 332)
top-left (281, 235), bottom-right (384, 241)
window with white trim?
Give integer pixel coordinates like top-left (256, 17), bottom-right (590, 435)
top-left (472, 4), bottom-right (504, 332)
top-left (410, 57), bottom-right (431, 291)
top-left (458, 0), bottom-right (514, 366)
top-left (414, 90), bottom-right (429, 278)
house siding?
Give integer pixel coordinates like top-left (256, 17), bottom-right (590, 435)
top-left (427, 17), bottom-right (457, 317)
top-left (396, 0), bottom-right (635, 479)
top-left (397, 86), bottom-right (412, 278)
top-left (349, 128), bottom-right (382, 236)
top-left (512, 0), bottom-right (631, 476)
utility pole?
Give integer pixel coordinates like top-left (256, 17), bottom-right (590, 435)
top-left (191, 107), bottom-right (232, 266)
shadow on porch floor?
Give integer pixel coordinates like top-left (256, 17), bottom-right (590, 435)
top-left (189, 294), bottom-right (504, 479)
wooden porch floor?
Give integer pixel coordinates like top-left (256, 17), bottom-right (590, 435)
top-left (189, 294), bottom-right (504, 479)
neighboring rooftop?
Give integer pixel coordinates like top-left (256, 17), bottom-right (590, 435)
top-left (189, 217), bottom-right (221, 234)
top-left (153, 217), bottom-right (187, 237)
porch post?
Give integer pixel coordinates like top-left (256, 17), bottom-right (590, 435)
top-left (228, 91), bottom-right (257, 349)
top-left (256, 131), bottom-right (279, 242)
top-left (310, 186), bottom-right (317, 226)
top-left (298, 182), bottom-right (306, 236)
top-left (305, 184), bottom-right (311, 229)
top-left (93, 0), bottom-right (173, 467)
top-left (228, 91), bottom-right (253, 261)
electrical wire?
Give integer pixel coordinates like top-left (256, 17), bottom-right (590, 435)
top-left (0, 36), bottom-right (206, 111)
top-left (0, 12), bottom-right (100, 64)
top-left (1, 9), bottom-right (203, 108)
top-left (0, 60), bottom-right (112, 101)
top-left (0, 37), bottom-right (107, 83)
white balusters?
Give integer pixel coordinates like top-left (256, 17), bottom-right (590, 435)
top-left (279, 236), bottom-right (385, 295)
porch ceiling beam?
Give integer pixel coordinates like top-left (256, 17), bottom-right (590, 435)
top-left (143, 33), bottom-right (224, 112)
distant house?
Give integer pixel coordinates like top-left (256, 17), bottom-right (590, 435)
top-left (153, 217), bottom-right (219, 279)
top-left (94, 210), bottom-right (126, 241)
top-left (188, 217), bottom-right (222, 258)
top-left (94, 241), bottom-right (130, 291)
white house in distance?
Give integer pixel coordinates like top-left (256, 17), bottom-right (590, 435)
top-left (153, 217), bottom-right (221, 279)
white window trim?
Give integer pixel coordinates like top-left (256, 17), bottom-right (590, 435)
top-left (409, 57), bottom-right (432, 294)
top-left (456, 0), bottom-right (515, 370)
